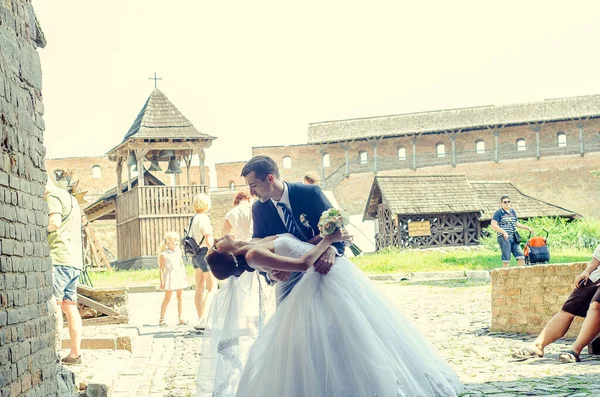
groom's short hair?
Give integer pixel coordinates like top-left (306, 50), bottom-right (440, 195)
top-left (241, 155), bottom-right (280, 180)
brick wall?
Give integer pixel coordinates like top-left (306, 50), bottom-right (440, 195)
top-left (0, 2), bottom-right (60, 395)
top-left (252, 145), bottom-right (323, 183)
top-left (208, 190), bottom-right (238, 238)
top-left (214, 161), bottom-right (246, 189)
top-left (491, 263), bottom-right (588, 338)
top-left (215, 119), bottom-right (600, 218)
top-left (331, 152), bottom-right (600, 217)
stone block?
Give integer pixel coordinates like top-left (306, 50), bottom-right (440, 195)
top-left (1, 239), bottom-right (12, 255)
top-left (20, 372), bottom-right (31, 392)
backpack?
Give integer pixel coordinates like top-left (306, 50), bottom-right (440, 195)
top-left (182, 215), bottom-right (209, 272)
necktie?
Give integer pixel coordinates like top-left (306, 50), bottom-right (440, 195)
top-left (277, 202), bottom-right (306, 241)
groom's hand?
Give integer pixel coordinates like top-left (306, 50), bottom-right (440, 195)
top-left (314, 247), bottom-right (336, 275)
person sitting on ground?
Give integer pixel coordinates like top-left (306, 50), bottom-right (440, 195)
top-left (512, 245), bottom-right (600, 363)
top-left (302, 170), bottom-right (321, 186)
top-left (158, 232), bottom-right (189, 326)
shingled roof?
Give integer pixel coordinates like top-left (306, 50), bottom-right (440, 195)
top-left (106, 89), bottom-right (215, 159)
top-left (122, 89), bottom-right (214, 141)
top-left (309, 94), bottom-right (600, 144)
top-left (364, 175), bottom-right (580, 221)
top-left (470, 181), bottom-right (580, 221)
top-left (363, 175), bottom-right (483, 221)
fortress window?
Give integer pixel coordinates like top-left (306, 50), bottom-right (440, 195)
top-left (92, 165), bottom-right (102, 179)
top-left (436, 143), bottom-right (446, 158)
top-left (516, 138), bottom-right (526, 151)
top-left (229, 181), bottom-right (235, 190)
top-left (398, 147), bottom-right (406, 161)
top-left (475, 140), bottom-right (485, 155)
top-left (282, 156), bottom-right (292, 169)
top-left (557, 132), bottom-right (567, 147)
top-left (359, 151), bottom-right (368, 164)
top-left (322, 153), bottom-right (330, 168)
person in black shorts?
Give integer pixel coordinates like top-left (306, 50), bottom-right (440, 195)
top-left (511, 246), bottom-right (600, 363)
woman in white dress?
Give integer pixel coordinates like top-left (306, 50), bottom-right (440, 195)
top-left (196, 231), bottom-right (463, 397)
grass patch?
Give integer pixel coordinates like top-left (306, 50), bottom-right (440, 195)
top-left (396, 279), bottom-right (491, 288)
top-left (88, 247), bottom-right (592, 289)
top-left (351, 247), bottom-right (589, 274)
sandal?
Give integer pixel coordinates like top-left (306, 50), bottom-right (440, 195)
top-left (159, 318), bottom-right (167, 327)
top-left (511, 347), bottom-right (543, 361)
top-left (178, 319), bottom-right (188, 325)
top-left (558, 350), bottom-right (581, 363)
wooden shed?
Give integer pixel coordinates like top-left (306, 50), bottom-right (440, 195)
top-left (364, 175), bottom-right (483, 249)
top-left (104, 88), bottom-right (215, 269)
top-left (363, 175), bottom-right (580, 250)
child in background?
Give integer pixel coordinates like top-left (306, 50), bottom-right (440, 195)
top-left (158, 232), bottom-right (189, 326)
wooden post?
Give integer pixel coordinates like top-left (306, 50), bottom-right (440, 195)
top-left (134, 147), bottom-right (150, 187)
top-left (340, 142), bottom-right (352, 176)
top-left (571, 117), bottom-right (589, 157)
top-left (184, 152), bottom-right (192, 185)
top-left (116, 158), bottom-right (123, 196)
top-left (317, 144), bottom-right (327, 186)
top-left (135, 150), bottom-right (144, 187)
top-left (198, 149), bottom-right (206, 189)
top-left (443, 130), bottom-right (460, 167)
top-left (175, 157), bottom-right (182, 186)
top-left (369, 136), bottom-right (383, 173)
top-left (487, 125), bottom-right (504, 163)
top-left (127, 150), bottom-right (132, 192)
top-left (528, 122), bottom-right (545, 160)
top-left (411, 135), bottom-right (418, 170)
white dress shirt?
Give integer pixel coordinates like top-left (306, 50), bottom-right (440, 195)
top-left (270, 182), bottom-right (291, 226)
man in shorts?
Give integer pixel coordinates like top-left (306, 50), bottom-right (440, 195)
top-left (45, 179), bottom-right (84, 365)
top-left (512, 245), bottom-right (600, 363)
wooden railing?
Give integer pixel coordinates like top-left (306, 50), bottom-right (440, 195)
top-left (115, 185), bottom-right (208, 260)
top-left (137, 185), bottom-right (207, 216)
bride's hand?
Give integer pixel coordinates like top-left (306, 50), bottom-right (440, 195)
top-left (324, 229), bottom-right (344, 243)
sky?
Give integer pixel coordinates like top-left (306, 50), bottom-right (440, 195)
top-left (33, 1), bottom-right (600, 181)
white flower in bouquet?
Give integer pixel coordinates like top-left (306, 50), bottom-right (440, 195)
top-left (317, 208), bottom-right (350, 236)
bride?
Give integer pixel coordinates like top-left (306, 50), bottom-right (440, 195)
top-left (196, 230), bottom-right (463, 397)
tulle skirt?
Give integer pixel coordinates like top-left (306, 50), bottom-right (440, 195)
top-left (197, 258), bottom-right (463, 397)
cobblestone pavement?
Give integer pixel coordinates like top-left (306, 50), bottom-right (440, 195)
top-left (111, 280), bottom-right (600, 396)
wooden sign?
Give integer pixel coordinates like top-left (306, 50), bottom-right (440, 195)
top-left (408, 220), bottom-right (431, 237)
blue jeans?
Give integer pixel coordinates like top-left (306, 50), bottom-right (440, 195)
top-left (52, 265), bottom-right (80, 303)
top-left (497, 236), bottom-right (524, 263)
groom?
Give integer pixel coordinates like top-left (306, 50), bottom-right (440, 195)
top-left (241, 155), bottom-right (345, 304)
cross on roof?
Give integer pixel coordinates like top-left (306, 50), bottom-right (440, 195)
top-left (148, 72), bottom-right (162, 88)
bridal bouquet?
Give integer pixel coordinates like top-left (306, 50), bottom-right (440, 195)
top-left (318, 209), bottom-right (362, 256)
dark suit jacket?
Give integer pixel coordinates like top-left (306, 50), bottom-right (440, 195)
top-left (252, 182), bottom-right (344, 255)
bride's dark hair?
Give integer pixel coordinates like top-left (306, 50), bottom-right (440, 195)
top-left (206, 250), bottom-right (255, 280)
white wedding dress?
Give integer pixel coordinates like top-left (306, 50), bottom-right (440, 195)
top-left (197, 234), bottom-right (463, 397)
